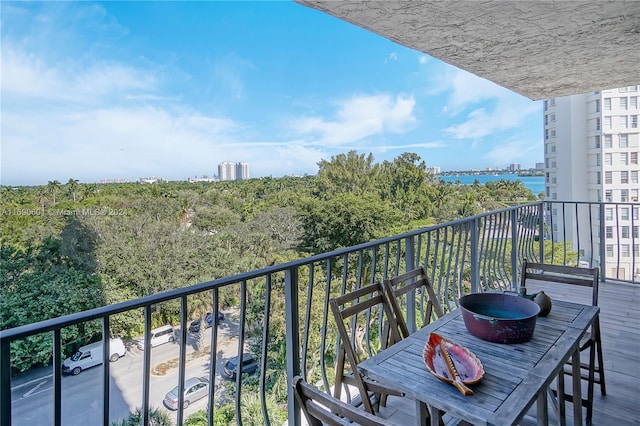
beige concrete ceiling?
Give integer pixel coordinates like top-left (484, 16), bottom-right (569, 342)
top-left (294, 1), bottom-right (640, 100)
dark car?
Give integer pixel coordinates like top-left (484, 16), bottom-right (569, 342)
top-left (188, 312), bottom-right (224, 333)
top-left (223, 354), bottom-right (258, 379)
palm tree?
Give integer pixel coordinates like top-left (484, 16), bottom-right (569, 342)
top-left (81, 183), bottom-right (97, 201)
top-left (109, 407), bottom-right (173, 426)
top-left (1, 186), bottom-right (15, 203)
top-left (189, 291), bottom-right (212, 353)
top-left (47, 180), bottom-right (61, 206)
top-left (35, 187), bottom-right (48, 208)
top-left (66, 178), bottom-right (80, 202)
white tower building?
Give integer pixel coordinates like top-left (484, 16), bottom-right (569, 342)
top-left (544, 85), bottom-right (639, 281)
top-left (236, 162), bottom-right (249, 180)
top-left (218, 162), bottom-right (236, 181)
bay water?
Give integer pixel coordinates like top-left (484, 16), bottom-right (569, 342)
top-left (439, 173), bottom-right (545, 195)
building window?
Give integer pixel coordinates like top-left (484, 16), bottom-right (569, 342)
top-left (622, 226), bottom-right (629, 239)
top-left (604, 134), bottom-right (612, 147)
top-left (605, 208), bottom-right (614, 221)
top-left (552, 193), bottom-right (557, 200)
top-left (635, 245), bottom-right (640, 258)
top-left (634, 226), bottom-right (639, 239)
top-left (620, 134), bottom-right (628, 148)
top-left (634, 207), bottom-right (639, 221)
top-left (605, 171), bottom-right (613, 184)
top-left (550, 113), bottom-right (556, 122)
top-left (621, 189), bottom-right (629, 202)
top-left (605, 153), bottom-right (612, 165)
top-left (621, 207), bottom-right (630, 221)
top-left (606, 244), bottom-right (614, 257)
top-left (631, 96), bottom-right (638, 109)
top-left (620, 152), bottom-right (629, 165)
top-left (550, 129), bottom-right (556, 137)
top-left (596, 118), bottom-right (601, 131)
top-left (604, 97), bottom-right (611, 111)
top-left (604, 116), bottom-right (612, 129)
top-left (621, 245), bottom-right (630, 258)
top-left (596, 153), bottom-right (601, 166)
top-left (620, 115), bottom-right (628, 128)
top-left (544, 100), bottom-right (548, 111)
top-left (596, 171), bottom-right (601, 184)
top-left (631, 152), bottom-right (638, 165)
top-left (545, 129), bottom-right (549, 140)
top-left (620, 97), bottom-right (628, 110)
top-left (551, 161), bottom-right (557, 168)
top-left (544, 114), bottom-right (548, 125)
top-left (632, 189), bottom-right (639, 202)
top-left (621, 171), bottom-right (629, 184)
top-left (605, 190), bottom-right (613, 202)
top-left (620, 87), bottom-right (629, 93)
top-left (594, 135), bottom-right (601, 148)
top-left (550, 98), bottom-right (556, 106)
top-left (632, 115), bottom-right (638, 128)
top-left (606, 226), bottom-right (614, 238)
top-left (551, 145), bottom-right (556, 153)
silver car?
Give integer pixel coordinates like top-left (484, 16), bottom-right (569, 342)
top-left (163, 377), bottom-right (210, 410)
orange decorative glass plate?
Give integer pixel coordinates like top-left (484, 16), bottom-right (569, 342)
top-left (422, 333), bottom-right (484, 395)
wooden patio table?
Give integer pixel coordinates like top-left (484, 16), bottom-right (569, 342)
top-left (358, 299), bottom-right (599, 426)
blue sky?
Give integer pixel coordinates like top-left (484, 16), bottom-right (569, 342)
top-left (1, 1), bottom-right (543, 186)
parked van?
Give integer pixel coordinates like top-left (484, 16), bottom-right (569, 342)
top-left (62, 338), bottom-right (126, 375)
top-left (136, 325), bottom-right (175, 350)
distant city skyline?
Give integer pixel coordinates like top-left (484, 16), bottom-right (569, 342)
top-left (2, 2), bottom-right (542, 186)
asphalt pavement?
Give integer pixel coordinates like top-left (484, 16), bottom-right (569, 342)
top-left (8, 311), bottom-right (243, 425)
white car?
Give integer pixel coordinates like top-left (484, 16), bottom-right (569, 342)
top-left (136, 325), bottom-right (175, 350)
top-left (62, 338), bottom-right (126, 375)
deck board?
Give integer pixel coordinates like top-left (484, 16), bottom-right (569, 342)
top-left (380, 280), bottom-right (640, 426)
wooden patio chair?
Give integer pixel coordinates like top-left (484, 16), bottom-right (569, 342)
top-left (329, 282), bottom-right (405, 415)
top-left (521, 259), bottom-right (606, 425)
top-left (383, 267), bottom-right (445, 340)
top-left (292, 375), bottom-right (397, 426)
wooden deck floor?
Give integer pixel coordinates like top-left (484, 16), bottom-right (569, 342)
top-left (379, 280), bottom-right (640, 426)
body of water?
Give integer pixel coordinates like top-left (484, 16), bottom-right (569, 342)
top-left (439, 173), bottom-right (545, 195)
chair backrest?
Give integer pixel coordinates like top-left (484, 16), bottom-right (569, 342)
top-left (520, 259), bottom-right (600, 306)
top-left (383, 267), bottom-right (445, 339)
top-left (329, 281), bottom-right (403, 414)
top-left (292, 375), bottom-right (396, 426)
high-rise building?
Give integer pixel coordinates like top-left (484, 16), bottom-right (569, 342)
top-left (544, 85), bottom-right (639, 280)
top-left (218, 162), bottom-right (236, 181)
top-left (236, 162), bottom-right (249, 180)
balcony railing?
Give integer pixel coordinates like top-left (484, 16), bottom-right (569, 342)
top-left (1, 200), bottom-right (638, 426)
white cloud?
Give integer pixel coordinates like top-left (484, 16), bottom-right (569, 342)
top-left (292, 94), bottom-right (417, 147)
top-left (2, 46), bottom-right (158, 105)
top-left (385, 52), bottom-right (398, 63)
top-left (445, 68), bottom-right (509, 112)
top-left (434, 67), bottom-right (541, 140)
top-left (484, 135), bottom-right (542, 166)
top-left (0, 40), bottom-right (293, 184)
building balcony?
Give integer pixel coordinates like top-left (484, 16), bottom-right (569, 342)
top-left (1, 200), bottom-right (638, 425)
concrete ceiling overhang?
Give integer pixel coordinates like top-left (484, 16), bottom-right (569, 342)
top-left (294, 1), bottom-right (640, 100)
